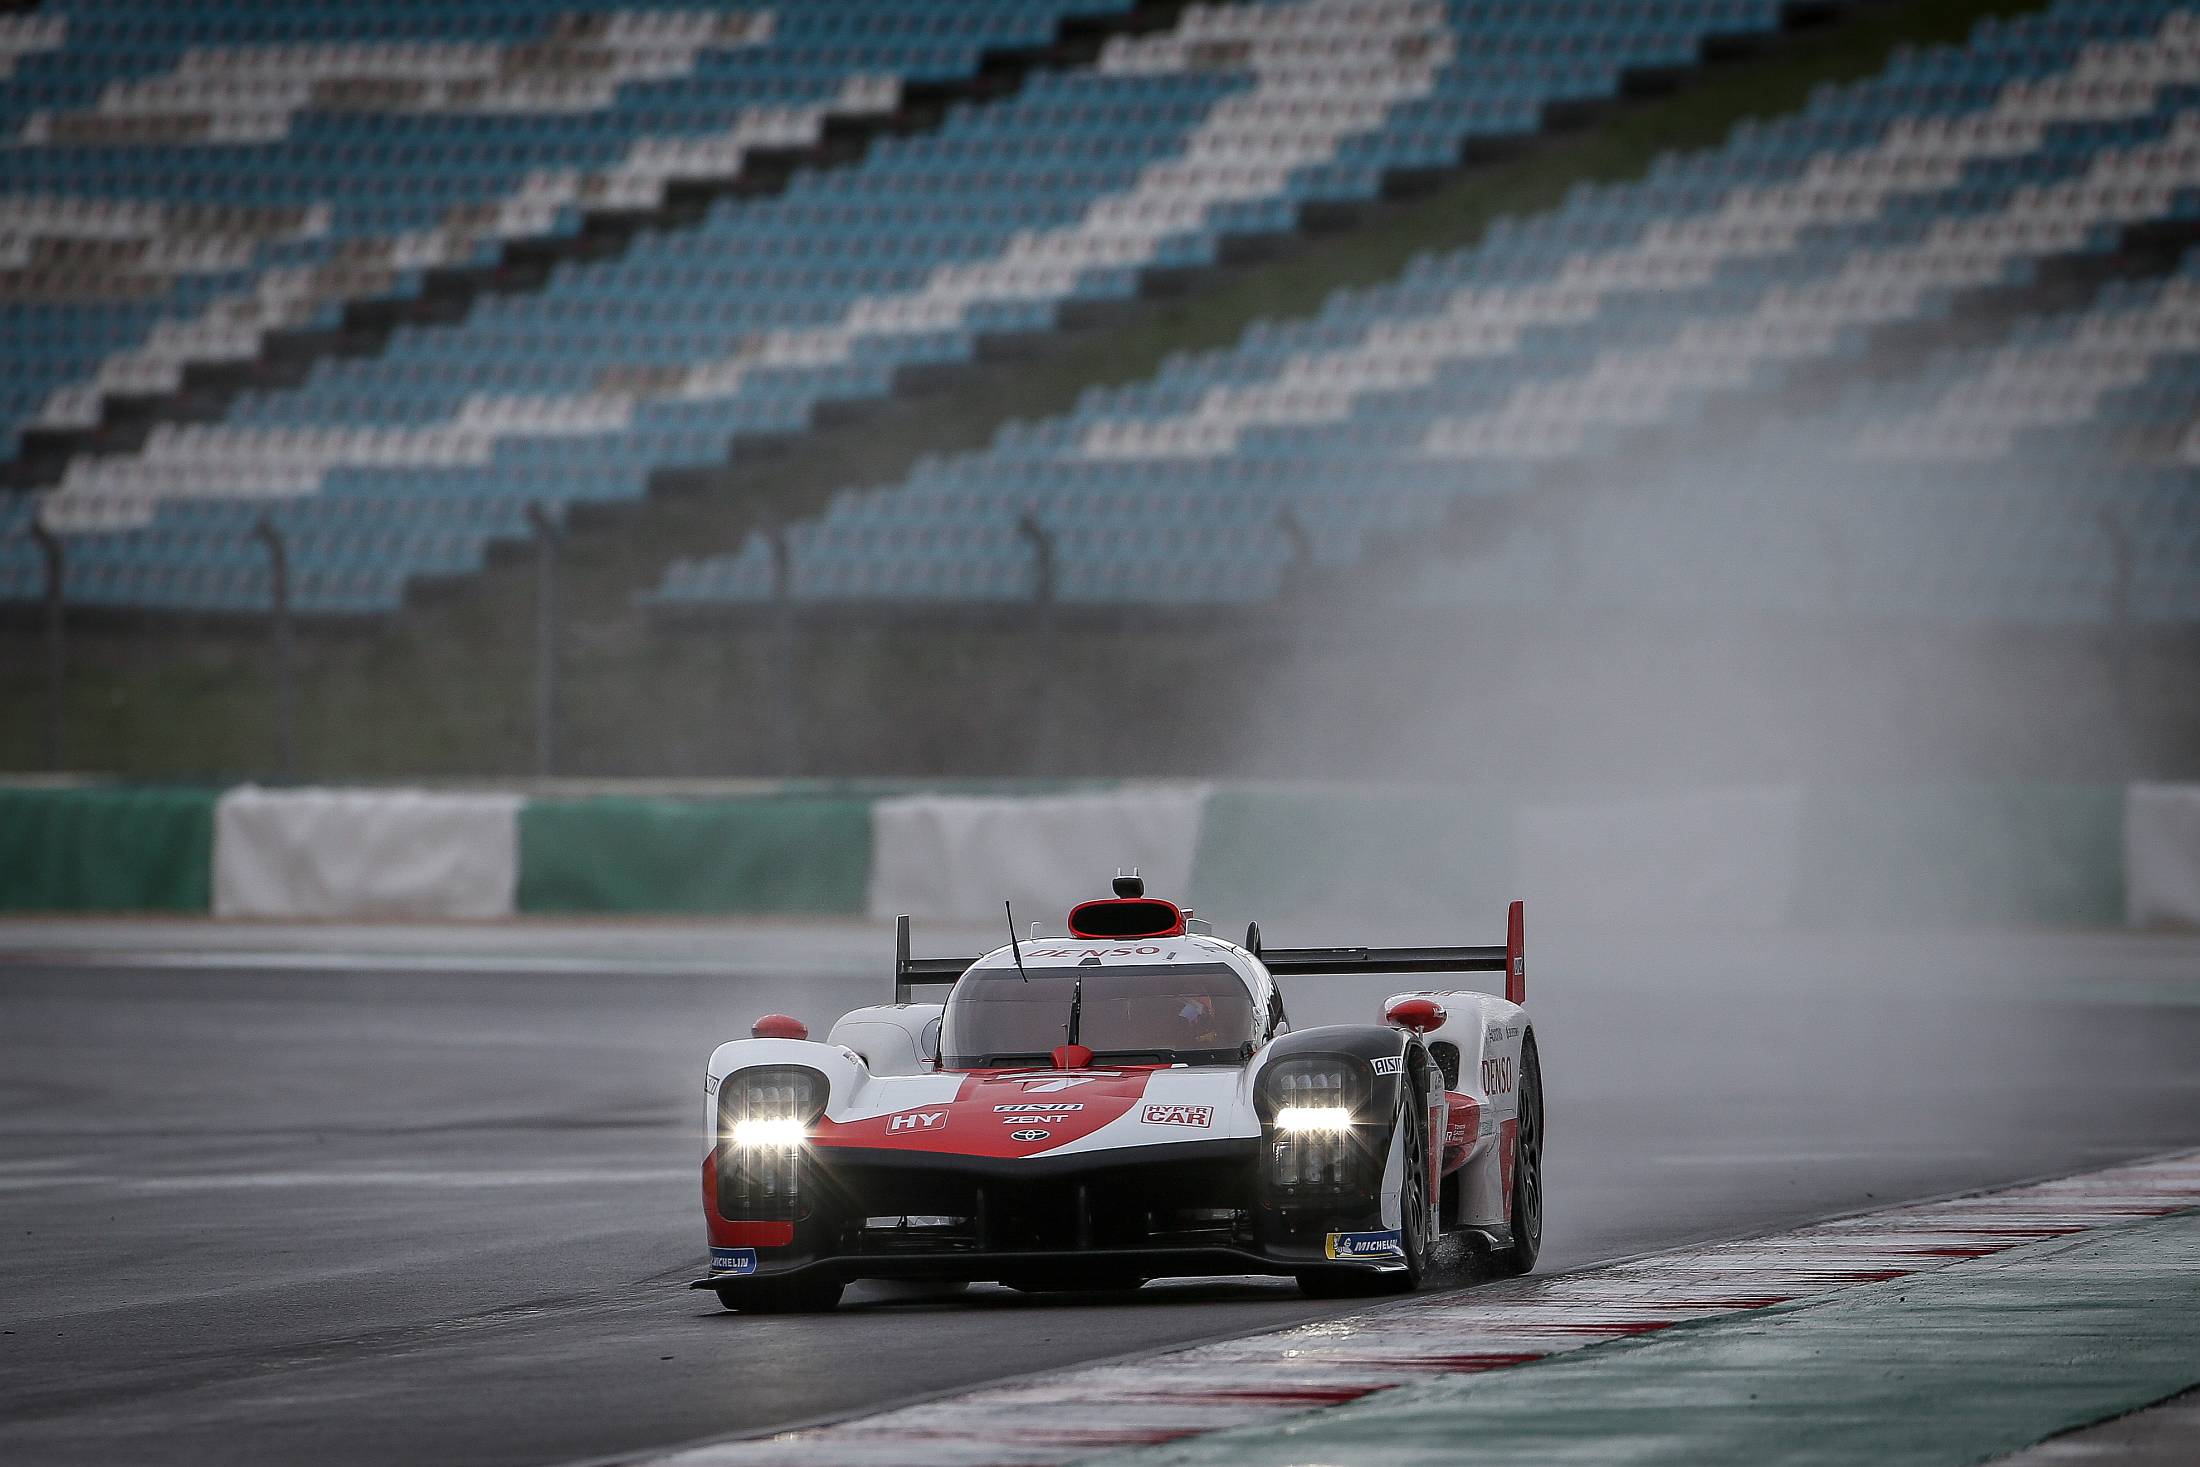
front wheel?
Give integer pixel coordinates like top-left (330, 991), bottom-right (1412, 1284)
top-left (715, 1276), bottom-right (844, 1313)
top-left (1296, 1077), bottom-right (1431, 1299)
top-left (1486, 1033), bottom-right (1543, 1277)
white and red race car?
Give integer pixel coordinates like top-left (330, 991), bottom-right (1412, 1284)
top-left (693, 878), bottom-right (1542, 1311)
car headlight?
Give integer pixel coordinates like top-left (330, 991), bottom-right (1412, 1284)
top-left (1261, 1058), bottom-right (1369, 1196)
top-left (1273, 1105), bottom-right (1355, 1134)
top-left (716, 1066), bottom-right (827, 1220)
top-left (722, 1067), bottom-right (825, 1134)
top-left (1263, 1057), bottom-right (1360, 1117)
top-left (731, 1116), bottom-right (808, 1148)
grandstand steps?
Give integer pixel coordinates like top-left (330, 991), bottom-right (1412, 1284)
top-left (648, 193), bottom-right (2200, 629)
top-left (1380, 212), bottom-right (2200, 613)
top-left (0, 0), bottom-right (1208, 491)
top-left (1564, 208), bottom-right (2200, 484)
top-left (602, 0), bottom-right (1905, 563)
top-left (1731, 213), bottom-right (2200, 432)
top-left (19, 0), bottom-right (2138, 776)
top-left (1860, 217), bottom-right (2200, 372)
top-left (17, 0), bottom-right (2015, 641)
top-left (1, 0), bottom-right (1879, 503)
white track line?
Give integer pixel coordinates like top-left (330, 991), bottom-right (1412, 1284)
top-left (632, 1149), bottom-right (2200, 1466)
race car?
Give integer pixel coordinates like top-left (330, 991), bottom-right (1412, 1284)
top-left (692, 876), bottom-right (1542, 1311)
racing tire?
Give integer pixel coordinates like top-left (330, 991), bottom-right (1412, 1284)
top-left (1486, 1032), bottom-right (1543, 1278)
top-left (714, 1276), bottom-right (844, 1314)
top-left (1295, 1076), bottom-right (1432, 1299)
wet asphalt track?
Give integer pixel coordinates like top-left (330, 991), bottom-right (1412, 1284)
top-left (1, 924), bottom-right (2196, 1467)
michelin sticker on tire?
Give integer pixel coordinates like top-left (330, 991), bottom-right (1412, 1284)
top-left (1324, 1229), bottom-right (1404, 1260)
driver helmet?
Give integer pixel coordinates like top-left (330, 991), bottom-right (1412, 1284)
top-left (1175, 992), bottom-right (1223, 1045)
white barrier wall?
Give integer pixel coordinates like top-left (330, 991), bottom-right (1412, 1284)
top-left (213, 786), bottom-right (523, 919)
top-left (1518, 786), bottom-right (1804, 929)
top-left (2125, 784), bottom-right (2200, 929)
top-left (867, 786), bottom-right (1211, 924)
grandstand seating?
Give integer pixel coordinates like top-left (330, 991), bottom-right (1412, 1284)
top-left (0, 0), bottom-right (1123, 463)
top-left (7, 0), bottom-right (2197, 624)
top-left (1854, 260), bottom-right (2200, 462)
top-left (1508, 251), bottom-right (2200, 626)
top-left (646, 0), bottom-right (2200, 621)
top-left (4, 0), bottom-right (1802, 613)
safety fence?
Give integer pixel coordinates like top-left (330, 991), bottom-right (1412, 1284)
top-left (0, 781), bottom-right (2194, 929)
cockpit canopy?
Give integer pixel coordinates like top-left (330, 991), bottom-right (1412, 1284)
top-left (939, 962), bottom-right (1259, 1068)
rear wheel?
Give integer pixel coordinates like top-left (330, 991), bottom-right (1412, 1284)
top-left (1487, 1033), bottom-right (1543, 1277)
top-left (714, 1276), bottom-right (844, 1313)
top-left (1295, 1078), bottom-right (1431, 1299)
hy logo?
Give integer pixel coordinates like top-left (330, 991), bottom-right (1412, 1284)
top-left (888, 1111), bottom-right (946, 1132)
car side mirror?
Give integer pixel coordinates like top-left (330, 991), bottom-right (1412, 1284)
top-left (920, 1016), bottom-right (942, 1065)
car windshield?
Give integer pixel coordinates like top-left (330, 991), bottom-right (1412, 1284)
top-left (940, 963), bottom-right (1259, 1067)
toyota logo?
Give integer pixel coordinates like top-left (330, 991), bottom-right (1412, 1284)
top-left (1009, 1128), bottom-right (1050, 1142)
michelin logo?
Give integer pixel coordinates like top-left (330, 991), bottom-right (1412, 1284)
top-left (1324, 1229), bottom-right (1405, 1261)
top-left (709, 1246), bottom-right (759, 1276)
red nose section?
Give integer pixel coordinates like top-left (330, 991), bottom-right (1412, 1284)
top-left (1385, 997), bottom-right (1446, 1033)
top-left (751, 1014), bottom-right (808, 1040)
top-left (1052, 1043), bottom-right (1095, 1069)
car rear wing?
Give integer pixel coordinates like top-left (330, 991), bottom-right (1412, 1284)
top-left (893, 914), bottom-right (972, 1004)
top-left (893, 901), bottom-right (1527, 1006)
top-left (1253, 900), bottom-right (1526, 1005)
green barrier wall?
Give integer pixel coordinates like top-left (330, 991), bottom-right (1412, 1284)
top-left (517, 795), bottom-right (872, 915)
top-left (1187, 785), bottom-right (1516, 931)
top-left (0, 786), bottom-right (216, 912)
top-left (1790, 782), bottom-right (2124, 926)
